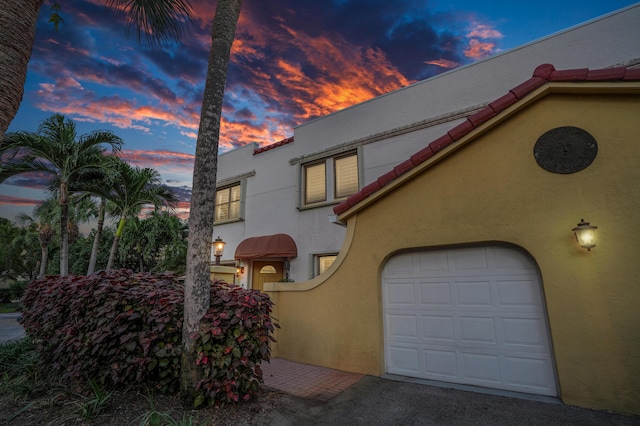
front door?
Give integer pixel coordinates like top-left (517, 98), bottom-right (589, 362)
top-left (251, 261), bottom-right (283, 291)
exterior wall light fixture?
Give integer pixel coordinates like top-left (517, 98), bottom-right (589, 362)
top-left (236, 266), bottom-right (245, 277)
top-left (212, 236), bottom-right (226, 265)
top-left (572, 219), bottom-right (597, 251)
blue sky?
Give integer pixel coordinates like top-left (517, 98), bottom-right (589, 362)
top-left (1, 0), bottom-right (637, 223)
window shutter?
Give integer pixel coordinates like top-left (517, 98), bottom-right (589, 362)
top-left (305, 163), bottom-right (326, 204)
top-left (335, 154), bottom-right (358, 198)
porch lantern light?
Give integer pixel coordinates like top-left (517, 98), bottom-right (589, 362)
top-left (212, 236), bottom-right (226, 265)
top-left (572, 219), bottom-right (597, 251)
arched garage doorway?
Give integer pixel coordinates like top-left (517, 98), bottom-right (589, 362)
top-left (382, 245), bottom-right (557, 396)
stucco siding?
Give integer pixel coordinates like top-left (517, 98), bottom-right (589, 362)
top-left (268, 92), bottom-right (640, 414)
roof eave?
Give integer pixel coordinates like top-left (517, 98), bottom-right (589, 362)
top-left (337, 80), bottom-right (640, 222)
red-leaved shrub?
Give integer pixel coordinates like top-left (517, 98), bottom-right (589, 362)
top-left (21, 269), bottom-right (277, 404)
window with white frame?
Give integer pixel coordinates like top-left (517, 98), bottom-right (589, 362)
top-left (302, 151), bottom-right (358, 207)
top-left (215, 183), bottom-right (241, 223)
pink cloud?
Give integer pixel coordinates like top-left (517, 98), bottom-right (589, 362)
top-left (0, 194), bottom-right (41, 207)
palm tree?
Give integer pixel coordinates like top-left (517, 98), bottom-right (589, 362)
top-left (16, 194), bottom-right (98, 277)
top-left (0, 0), bottom-right (194, 143)
top-left (0, 114), bottom-right (122, 276)
top-left (16, 197), bottom-right (57, 278)
top-left (180, 0), bottom-right (243, 403)
top-left (101, 159), bottom-right (178, 271)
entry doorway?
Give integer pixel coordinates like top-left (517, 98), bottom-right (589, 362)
top-left (251, 261), bottom-right (283, 291)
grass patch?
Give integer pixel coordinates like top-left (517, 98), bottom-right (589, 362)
top-left (0, 303), bottom-right (21, 313)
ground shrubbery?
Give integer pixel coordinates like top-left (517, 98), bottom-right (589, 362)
top-left (20, 270), bottom-right (277, 405)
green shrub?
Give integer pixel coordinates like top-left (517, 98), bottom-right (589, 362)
top-left (9, 280), bottom-right (27, 300)
top-left (20, 269), bottom-right (277, 405)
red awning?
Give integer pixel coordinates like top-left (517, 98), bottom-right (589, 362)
top-left (234, 234), bottom-right (297, 259)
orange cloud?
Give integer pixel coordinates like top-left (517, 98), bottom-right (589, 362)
top-left (463, 39), bottom-right (496, 59)
top-left (425, 59), bottom-right (460, 69)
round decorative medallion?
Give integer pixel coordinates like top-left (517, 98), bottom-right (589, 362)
top-left (533, 126), bottom-right (598, 174)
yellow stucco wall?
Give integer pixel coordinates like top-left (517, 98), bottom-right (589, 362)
top-left (267, 89), bottom-right (640, 415)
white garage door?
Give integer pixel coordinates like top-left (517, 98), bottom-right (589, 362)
top-left (383, 246), bottom-right (557, 396)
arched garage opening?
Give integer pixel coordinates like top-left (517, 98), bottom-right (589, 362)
top-left (382, 244), bottom-right (558, 397)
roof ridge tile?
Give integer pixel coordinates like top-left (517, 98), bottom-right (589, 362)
top-left (330, 64), bottom-right (638, 216)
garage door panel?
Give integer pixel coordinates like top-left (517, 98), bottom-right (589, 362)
top-left (387, 314), bottom-right (418, 340)
top-left (493, 247), bottom-right (536, 271)
top-left (384, 246), bottom-right (557, 396)
top-left (459, 316), bottom-right (497, 345)
top-left (502, 317), bottom-right (547, 347)
top-left (419, 281), bottom-right (452, 306)
top-left (452, 247), bottom-right (490, 271)
top-left (424, 349), bottom-right (458, 377)
top-left (461, 353), bottom-right (501, 383)
top-left (456, 280), bottom-right (492, 306)
top-left (387, 345), bottom-right (420, 375)
top-left (385, 280), bottom-right (417, 305)
top-left (416, 250), bottom-right (449, 274)
top-left (421, 315), bottom-right (455, 341)
top-left (496, 278), bottom-right (542, 307)
top-left (504, 356), bottom-right (556, 395)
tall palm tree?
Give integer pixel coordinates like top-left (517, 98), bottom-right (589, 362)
top-left (0, 0), bottom-right (194, 143)
top-left (101, 159), bottom-right (178, 271)
top-left (0, 114), bottom-right (122, 276)
top-left (180, 0), bottom-right (243, 403)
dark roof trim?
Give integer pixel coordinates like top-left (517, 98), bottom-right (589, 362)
top-left (333, 64), bottom-right (640, 217)
top-left (254, 136), bottom-right (294, 155)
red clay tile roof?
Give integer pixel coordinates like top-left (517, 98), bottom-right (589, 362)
top-left (333, 64), bottom-right (640, 216)
top-left (254, 136), bottom-right (294, 155)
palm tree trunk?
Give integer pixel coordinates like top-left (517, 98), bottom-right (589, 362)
top-left (87, 198), bottom-right (106, 274)
top-left (0, 0), bottom-right (43, 142)
top-left (38, 245), bottom-right (48, 278)
top-left (180, 0), bottom-right (243, 406)
top-left (106, 217), bottom-right (126, 270)
top-left (59, 189), bottom-right (70, 276)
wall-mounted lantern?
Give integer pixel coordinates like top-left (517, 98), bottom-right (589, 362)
top-left (212, 236), bottom-right (226, 265)
top-left (572, 219), bottom-right (597, 251)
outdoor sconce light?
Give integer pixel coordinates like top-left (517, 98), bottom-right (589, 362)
top-left (236, 266), bottom-right (245, 277)
top-left (212, 236), bottom-right (226, 265)
top-left (572, 219), bottom-right (597, 251)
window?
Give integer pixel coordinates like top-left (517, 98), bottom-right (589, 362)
top-left (318, 255), bottom-right (337, 274)
top-left (335, 154), bottom-right (359, 198)
top-left (305, 162), bottom-right (326, 204)
top-left (302, 151), bottom-right (359, 207)
top-left (215, 183), bottom-right (241, 222)
top-left (311, 253), bottom-right (337, 278)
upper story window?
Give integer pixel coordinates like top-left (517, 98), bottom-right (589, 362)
top-left (215, 183), bottom-right (241, 223)
top-left (302, 151), bottom-right (359, 207)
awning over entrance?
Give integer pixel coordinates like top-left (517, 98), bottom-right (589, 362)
top-left (234, 233), bottom-right (297, 259)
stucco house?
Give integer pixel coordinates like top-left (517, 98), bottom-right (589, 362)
top-left (210, 5), bottom-right (640, 415)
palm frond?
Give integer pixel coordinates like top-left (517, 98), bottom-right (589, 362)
top-left (105, 0), bottom-right (195, 47)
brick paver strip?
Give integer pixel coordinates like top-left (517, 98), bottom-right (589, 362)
top-left (262, 358), bottom-right (364, 400)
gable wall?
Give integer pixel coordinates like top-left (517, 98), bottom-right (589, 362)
top-left (268, 92), bottom-right (640, 414)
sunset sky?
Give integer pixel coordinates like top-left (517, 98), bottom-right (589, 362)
top-left (1, 0), bottom-right (636, 223)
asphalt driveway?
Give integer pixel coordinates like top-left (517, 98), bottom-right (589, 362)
top-left (0, 312), bottom-right (24, 343)
top-left (268, 376), bottom-right (640, 425)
